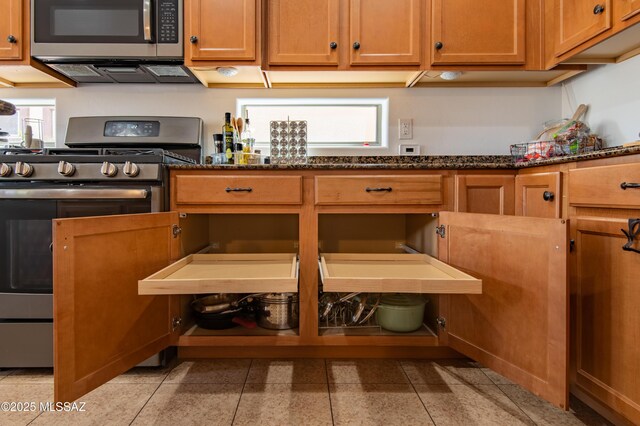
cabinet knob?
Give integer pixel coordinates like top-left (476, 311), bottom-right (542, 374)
top-left (7, 35), bottom-right (16, 44)
top-left (189, 35), bottom-right (198, 44)
top-left (353, 42), bottom-right (361, 50)
top-left (330, 41), bottom-right (338, 49)
top-left (593, 4), bottom-right (605, 14)
top-left (435, 41), bottom-right (444, 50)
top-left (543, 191), bottom-right (555, 201)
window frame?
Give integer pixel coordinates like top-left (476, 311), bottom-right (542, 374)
top-left (0, 98), bottom-right (57, 147)
top-left (236, 98), bottom-right (389, 149)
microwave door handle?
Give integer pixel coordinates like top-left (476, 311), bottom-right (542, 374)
top-left (143, 0), bottom-right (153, 42)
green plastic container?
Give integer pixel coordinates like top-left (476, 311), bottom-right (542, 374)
top-left (375, 294), bottom-right (427, 333)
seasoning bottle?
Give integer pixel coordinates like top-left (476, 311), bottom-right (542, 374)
top-left (222, 113), bottom-right (234, 164)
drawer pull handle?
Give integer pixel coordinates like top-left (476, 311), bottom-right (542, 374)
top-left (225, 187), bottom-right (253, 193)
top-left (620, 182), bottom-right (640, 190)
top-left (365, 187), bottom-right (392, 193)
top-left (543, 191), bottom-right (555, 201)
top-left (621, 218), bottom-right (640, 254)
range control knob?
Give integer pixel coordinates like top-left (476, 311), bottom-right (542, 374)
top-left (15, 162), bottom-right (34, 177)
top-left (0, 163), bottom-right (12, 177)
top-left (101, 161), bottom-right (118, 177)
top-left (123, 161), bottom-right (140, 177)
top-left (57, 161), bottom-right (76, 177)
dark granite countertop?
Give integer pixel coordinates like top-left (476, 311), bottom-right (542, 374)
top-left (170, 145), bottom-right (640, 171)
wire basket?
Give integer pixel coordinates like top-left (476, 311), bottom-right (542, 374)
top-left (510, 135), bottom-right (603, 164)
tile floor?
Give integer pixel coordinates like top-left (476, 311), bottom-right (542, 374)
top-left (0, 358), bottom-right (612, 426)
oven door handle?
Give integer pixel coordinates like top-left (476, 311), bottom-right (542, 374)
top-left (143, 0), bottom-right (153, 42)
top-left (0, 188), bottom-right (149, 200)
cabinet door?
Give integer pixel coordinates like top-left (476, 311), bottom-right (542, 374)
top-left (554, 0), bottom-right (612, 56)
top-left (350, 0), bottom-right (421, 65)
top-left (455, 175), bottom-right (515, 215)
top-left (268, 0), bottom-right (340, 65)
top-left (438, 212), bottom-right (569, 409)
top-left (53, 212), bottom-right (181, 402)
top-left (187, 0), bottom-right (257, 61)
top-left (574, 217), bottom-right (640, 424)
top-left (431, 0), bottom-right (525, 65)
top-left (515, 172), bottom-right (562, 218)
top-left (0, 0), bottom-right (22, 60)
top-left (621, 0), bottom-right (640, 20)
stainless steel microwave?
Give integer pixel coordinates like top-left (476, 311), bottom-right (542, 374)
top-left (31, 0), bottom-right (183, 60)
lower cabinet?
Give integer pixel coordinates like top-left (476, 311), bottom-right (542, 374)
top-left (573, 215), bottom-right (640, 424)
top-left (455, 174), bottom-right (515, 214)
top-left (53, 203), bottom-right (569, 409)
top-left (515, 172), bottom-right (562, 218)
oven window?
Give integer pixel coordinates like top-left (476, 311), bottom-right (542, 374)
top-left (0, 201), bottom-right (57, 294)
top-left (0, 198), bottom-right (152, 294)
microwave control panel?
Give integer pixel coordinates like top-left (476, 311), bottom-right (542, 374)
top-left (158, 0), bottom-right (179, 44)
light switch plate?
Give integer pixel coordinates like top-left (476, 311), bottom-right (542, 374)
top-left (399, 144), bottom-right (420, 156)
top-left (399, 118), bottom-right (413, 140)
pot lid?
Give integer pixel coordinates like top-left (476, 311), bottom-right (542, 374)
top-left (258, 292), bottom-right (297, 301)
top-left (379, 294), bottom-right (426, 307)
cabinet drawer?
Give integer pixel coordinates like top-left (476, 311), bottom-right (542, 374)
top-left (139, 253), bottom-right (298, 295)
top-left (319, 253), bottom-right (481, 294)
top-left (175, 176), bottom-right (302, 205)
top-left (569, 164), bottom-right (640, 208)
top-left (315, 175), bottom-right (442, 205)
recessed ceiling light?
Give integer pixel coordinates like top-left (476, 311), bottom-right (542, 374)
top-left (440, 71), bottom-right (463, 81)
top-left (217, 67), bottom-right (239, 77)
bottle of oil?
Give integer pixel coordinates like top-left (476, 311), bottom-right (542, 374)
top-left (222, 113), bottom-right (234, 164)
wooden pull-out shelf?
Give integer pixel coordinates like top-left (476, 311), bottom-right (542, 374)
top-left (139, 253), bottom-right (298, 295)
top-left (319, 253), bottom-right (481, 294)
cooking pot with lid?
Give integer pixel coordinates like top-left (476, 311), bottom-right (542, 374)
top-left (256, 293), bottom-right (299, 330)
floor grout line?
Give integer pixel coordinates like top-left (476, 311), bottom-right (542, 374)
top-left (324, 359), bottom-right (336, 426)
top-left (399, 360), bottom-right (438, 426)
top-left (478, 367), bottom-right (539, 425)
top-left (127, 362), bottom-right (177, 426)
top-left (230, 359), bottom-right (253, 426)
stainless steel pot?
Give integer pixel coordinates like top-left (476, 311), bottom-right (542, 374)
top-left (256, 293), bottom-right (299, 330)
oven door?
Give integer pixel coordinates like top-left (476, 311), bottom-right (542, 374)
top-left (31, 0), bottom-right (183, 59)
top-left (0, 187), bottom-right (160, 319)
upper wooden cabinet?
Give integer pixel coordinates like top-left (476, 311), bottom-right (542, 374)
top-left (0, 0), bottom-right (22, 60)
top-left (546, 0), bottom-right (640, 66)
top-left (186, 0), bottom-right (258, 62)
top-left (553, 0), bottom-right (612, 56)
top-left (350, 0), bottom-right (422, 65)
top-left (268, 0), bottom-right (340, 66)
top-left (621, 0), bottom-right (640, 20)
top-left (431, 0), bottom-right (526, 65)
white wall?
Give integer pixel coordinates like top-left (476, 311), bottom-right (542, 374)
top-left (3, 84), bottom-right (561, 156)
top-left (561, 54), bottom-right (640, 146)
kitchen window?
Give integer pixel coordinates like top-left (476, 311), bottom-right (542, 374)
top-left (237, 98), bottom-right (388, 148)
top-left (0, 99), bottom-right (56, 147)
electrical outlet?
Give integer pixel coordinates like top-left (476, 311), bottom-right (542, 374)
top-left (399, 118), bottom-right (413, 140)
top-left (399, 144), bottom-right (420, 156)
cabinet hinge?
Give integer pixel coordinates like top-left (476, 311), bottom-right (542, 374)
top-left (436, 317), bottom-right (446, 329)
top-left (172, 225), bottom-right (182, 238)
top-left (570, 239), bottom-right (575, 253)
top-left (172, 317), bottom-right (183, 330)
top-left (435, 225), bottom-right (446, 239)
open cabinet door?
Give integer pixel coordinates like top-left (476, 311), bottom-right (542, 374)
top-left (438, 212), bottom-right (569, 409)
top-left (53, 212), bottom-right (181, 402)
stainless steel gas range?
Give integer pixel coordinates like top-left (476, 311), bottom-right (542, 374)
top-left (0, 116), bottom-right (202, 367)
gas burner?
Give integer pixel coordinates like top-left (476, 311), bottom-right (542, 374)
top-left (0, 148), bottom-right (44, 155)
top-left (102, 148), bottom-right (165, 156)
